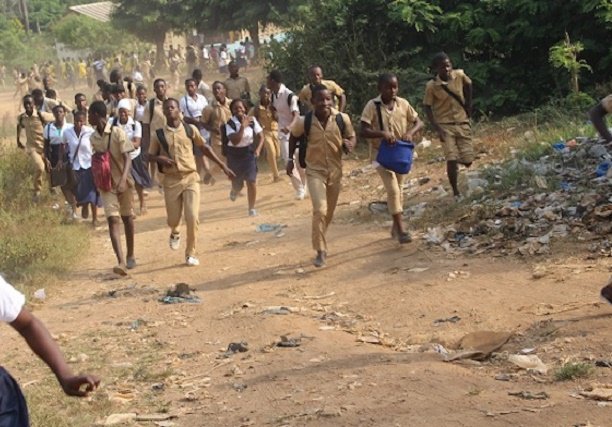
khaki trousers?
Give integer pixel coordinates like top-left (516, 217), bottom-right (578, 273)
top-left (28, 150), bottom-right (46, 194)
top-left (163, 173), bottom-right (200, 257)
top-left (263, 131), bottom-right (279, 179)
top-left (307, 169), bottom-right (342, 252)
top-left (376, 166), bottom-right (406, 215)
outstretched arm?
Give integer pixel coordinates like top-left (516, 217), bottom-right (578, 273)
top-left (10, 309), bottom-right (100, 397)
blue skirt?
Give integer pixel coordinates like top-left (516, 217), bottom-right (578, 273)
top-left (130, 153), bottom-right (152, 188)
top-left (75, 168), bottom-right (101, 207)
top-left (0, 367), bottom-right (29, 427)
top-left (227, 147), bottom-right (257, 187)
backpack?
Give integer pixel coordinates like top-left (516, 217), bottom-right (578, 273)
top-left (92, 132), bottom-right (113, 192)
top-left (220, 117), bottom-right (255, 156)
top-left (154, 121), bottom-right (195, 173)
top-left (297, 112), bottom-right (347, 169)
top-left (373, 101), bottom-right (414, 174)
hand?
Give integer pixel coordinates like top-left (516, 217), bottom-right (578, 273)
top-left (44, 158), bottom-right (51, 171)
top-left (17, 142), bottom-right (25, 150)
top-left (255, 149), bottom-right (262, 158)
top-left (403, 132), bottom-right (414, 142)
top-left (382, 131), bottom-right (396, 144)
top-left (280, 127), bottom-right (290, 135)
top-left (156, 156), bottom-right (175, 168)
top-left (59, 374), bottom-right (100, 397)
top-left (54, 160), bottom-right (64, 171)
top-left (342, 139), bottom-right (354, 153)
top-left (437, 128), bottom-right (447, 142)
top-left (286, 160), bottom-right (294, 176)
top-left (241, 115), bottom-right (253, 128)
top-left (222, 165), bottom-right (236, 179)
top-left (116, 180), bottom-right (128, 193)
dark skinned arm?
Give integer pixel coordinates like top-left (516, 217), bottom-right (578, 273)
top-left (360, 121), bottom-right (396, 143)
top-left (10, 308), bottom-right (100, 397)
top-left (403, 117), bottom-right (425, 142)
top-left (338, 93), bottom-right (347, 112)
top-left (423, 105), bottom-right (447, 142)
top-left (286, 134), bottom-right (300, 175)
top-left (589, 103), bottom-right (612, 143)
top-left (192, 128), bottom-right (235, 178)
top-left (116, 152), bottom-right (132, 193)
top-left (16, 123), bottom-right (24, 149)
top-left (142, 124), bottom-right (150, 161)
top-left (463, 81), bottom-right (473, 118)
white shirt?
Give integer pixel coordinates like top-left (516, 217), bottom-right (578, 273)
top-left (197, 81), bottom-right (212, 102)
top-left (114, 117), bottom-right (142, 159)
top-left (63, 125), bottom-right (94, 170)
top-left (219, 50), bottom-right (228, 67)
top-left (43, 121), bottom-right (73, 145)
top-left (225, 116), bottom-right (263, 148)
top-left (134, 102), bottom-right (146, 122)
top-left (132, 70), bottom-right (144, 84)
top-left (272, 84), bottom-right (299, 129)
top-left (202, 47), bottom-right (210, 59)
top-left (180, 93), bottom-right (208, 119)
top-left (0, 276), bottom-right (25, 323)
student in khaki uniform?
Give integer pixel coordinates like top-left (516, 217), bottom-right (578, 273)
top-left (289, 85), bottom-right (356, 267)
top-left (142, 79), bottom-right (168, 187)
top-left (149, 98), bottom-right (234, 267)
top-left (201, 81), bottom-right (232, 164)
top-left (298, 65), bottom-right (346, 113)
top-left (88, 100), bottom-right (136, 276)
top-left (589, 94), bottom-right (612, 143)
top-left (360, 73), bottom-right (423, 244)
top-left (423, 52), bottom-right (474, 200)
top-left (69, 93), bottom-right (89, 125)
top-left (17, 95), bottom-right (54, 201)
top-left (249, 85), bottom-right (281, 182)
top-left (224, 61), bottom-right (251, 104)
top-left (31, 88), bottom-right (58, 114)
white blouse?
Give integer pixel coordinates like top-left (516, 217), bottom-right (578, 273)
top-left (63, 125), bottom-right (94, 170)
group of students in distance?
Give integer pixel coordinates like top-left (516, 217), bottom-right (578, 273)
top-left (15, 52), bottom-right (474, 274)
top-left (4, 51), bottom-right (612, 425)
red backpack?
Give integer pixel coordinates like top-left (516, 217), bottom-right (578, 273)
top-left (92, 132), bottom-right (113, 192)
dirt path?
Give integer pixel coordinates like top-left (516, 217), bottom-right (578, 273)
top-left (1, 152), bottom-right (611, 426)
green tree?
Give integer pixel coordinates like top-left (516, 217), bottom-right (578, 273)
top-left (52, 14), bottom-right (135, 53)
top-left (549, 33), bottom-right (592, 94)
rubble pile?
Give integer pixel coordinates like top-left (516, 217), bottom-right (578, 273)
top-left (423, 137), bottom-right (612, 257)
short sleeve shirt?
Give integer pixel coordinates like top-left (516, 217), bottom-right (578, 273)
top-left (90, 123), bottom-right (134, 186)
top-left (224, 76), bottom-right (250, 101)
top-left (201, 98), bottom-right (232, 146)
top-left (0, 276), bottom-right (25, 323)
top-left (114, 117), bottom-right (142, 160)
top-left (360, 95), bottom-right (419, 149)
top-left (602, 94), bottom-right (612, 114)
top-left (149, 123), bottom-right (205, 177)
top-left (225, 116), bottom-right (263, 148)
top-left (18, 110), bottom-right (54, 152)
top-left (142, 97), bottom-right (166, 137)
top-left (43, 122), bottom-right (73, 145)
top-left (180, 94), bottom-right (208, 119)
top-left (423, 69), bottom-right (471, 124)
top-left (272, 84), bottom-right (299, 129)
top-left (298, 79), bottom-right (345, 112)
top-left (249, 105), bottom-right (278, 132)
top-left (63, 126), bottom-right (94, 170)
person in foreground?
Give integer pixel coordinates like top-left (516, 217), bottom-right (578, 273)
top-left (589, 93), bottom-right (612, 144)
top-left (0, 275), bottom-right (100, 425)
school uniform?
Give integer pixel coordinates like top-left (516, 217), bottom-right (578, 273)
top-left (602, 94), bottom-right (612, 113)
top-left (224, 76), bottom-right (251, 101)
top-left (90, 123), bottom-right (135, 218)
top-left (197, 80), bottom-right (213, 102)
top-left (37, 97), bottom-right (58, 114)
top-left (291, 111), bottom-right (355, 252)
top-left (149, 123), bottom-right (206, 257)
top-left (142, 97), bottom-right (166, 164)
top-left (17, 110), bottom-right (54, 195)
top-left (225, 116), bottom-right (263, 191)
top-left (201, 97), bottom-right (231, 160)
top-left (249, 104), bottom-right (280, 180)
top-left (298, 79), bottom-right (345, 112)
top-left (43, 121), bottom-right (73, 169)
top-left (179, 93), bottom-right (209, 139)
top-left (115, 116), bottom-right (151, 189)
top-left (361, 95), bottom-right (419, 216)
top-left (423, 69), bottom-right (474, 164)
top-left (63, 125), bottom-right (100, 207)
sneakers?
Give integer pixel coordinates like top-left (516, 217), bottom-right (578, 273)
top-left (295, 188), bottom-right (306, 200)
top-left (186, 256), bottom-right (200, 267)
top-left (313, 250), bottom-right (327, 268)
top-left (248, 209), bottom-right (257, 217)
top-left (169, 233), bottom-right (181, 250)
top-left (203, 172), bottom-right (216, 185)
top-left (229, 190), bottom-right (237, 201)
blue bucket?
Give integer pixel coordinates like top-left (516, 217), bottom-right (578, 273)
top-left (376, 139), bottom-right (415, 174)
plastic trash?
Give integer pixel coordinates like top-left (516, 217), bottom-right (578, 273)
top-left (33, 288), bottom-right (46, 301)
top-left (595, 162), bottom-right (610, 177)
top-left (256, 223), bottom-right (283, 233)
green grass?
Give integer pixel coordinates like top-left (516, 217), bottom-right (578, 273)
top-left (554, 362), bottom-right (593, 381)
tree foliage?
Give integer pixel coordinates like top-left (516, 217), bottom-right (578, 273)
top-left (52, 14), bottom-right (135, 53)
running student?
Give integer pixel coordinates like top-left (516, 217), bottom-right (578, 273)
top-left (17, 94), bottom-right (54, 202)
top-left (225, 98), bottom-right (263, 216)
top-left (224, 60), bottom-right (251, 104)
top-left (201, 81), bottom-right (232, 164)
top-left (589, 94), bottom-right (612, 143)
top-left (0, 275), bottom-right (100, 425)
top-left (149, 98), bottom-right (234, 267)
top-left (142, 79), bottom-right (168, 188)
top-left (360, 72), bottom-right (423, 244)
top-left (290, 84), bottom-right (356, 267)
top-left (89, 100), bottom-right (136, 276)
top-left (423, 52), bottom-right (474, 200)
top-left (249, 85), bottom-right (281, 182)
top-left (298, 65), bottom-right (346, 113)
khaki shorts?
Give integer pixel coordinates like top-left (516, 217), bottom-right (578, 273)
top-left (440, 123), bottom-right (474, 164)
top-left (100, 189), bottom-right (133, 218)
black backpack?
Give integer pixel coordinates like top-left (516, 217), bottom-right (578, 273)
top-left (220, 117), bottom-right (256, 156)
top-left (297, 112), bottom-right (347, 169)
top-left (154, 121), bottom-right (195, 172)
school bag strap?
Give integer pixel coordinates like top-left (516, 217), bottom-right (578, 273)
top-left (155, 121), bottom-right (196, 171)
top-left (440, 85), bottom-right (469, 115)
top-left (374, 101), bottom-right (384, 131)
top-left (148, 98), bottom-right (156, 123)
top-left (298, 112), bottom-right (347, 169)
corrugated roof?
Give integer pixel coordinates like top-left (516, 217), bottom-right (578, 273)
top-left (69, 1), bottom-right (115, 23)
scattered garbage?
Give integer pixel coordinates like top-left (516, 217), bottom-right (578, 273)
top-left (579, 384), bottom-right (612, 401)
top-left (159, 283), bottom-right (200, 304)
top-left (256, 223), bottom-right (286, 233)
top-left (277, 335), bottom-right (302, 348)
top-left (220, 341), bottom-right (249, 358)
top-left (33, 288), bottom-right (46, 301)
top-left (261, 306), bottom-right (297, 315)
top-left (368, 201), bottom-right (388, 215)
top-left (433, 315), bottom-right (461, 325)
top-left (508, 390), bottom-right (549, 400)
top-left (508, 354), bottom-right (548, 375)
top-left (446, 331), bottom-right (512, 361)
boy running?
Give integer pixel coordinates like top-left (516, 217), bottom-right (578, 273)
top-left (298, 65), bottom-right (346, 113)
top-left (589, 94), bottom-right (612, 143)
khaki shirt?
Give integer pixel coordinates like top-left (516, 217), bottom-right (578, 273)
top-left (602, 94), bottom-right (612, 114)
top-left (423, 69), bottom-right (471, 124)
top-left (291, 110), bottom-right (355, 178)
top-left (18, 110), bottom-right (54, 153)
top-left (298, 79), bottom-right (345, 112)
top-left (90, 123), bottom-right (134, 186)
top-left (249, 104), bottom-right (278, 132)
top-left (224, 76), bottom-right (250, 101)
top-left (202, 98), bottom-right (232, 146)
top-left (360, 95), bottom-right (419, 149)
top-left (148, 123), bottom-right (205, 179)
top-left (38, 97), bottom-right (59, 114)
top-left (142, 97), bottom-right (166, 137)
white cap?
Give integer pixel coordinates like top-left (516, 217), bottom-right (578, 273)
top-left (117, 99), bottom-right (132, 111)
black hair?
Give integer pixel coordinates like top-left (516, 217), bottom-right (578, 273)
top-left (377, 72), bottom-right (397, 87)
top-left (431, 52), bottom-right (450, 71)
top-left (184, 78), bottom-right (196, 86)
top-left (46, 89), bottom-right (57, 99)
top-left (31, 88), bottom-right (43, 97)
top-left (192, 69), bottom-right (203, 79)
top-left (153, 78), bottom-right (166, 87)
top-left (228, 60), bottom-right (237, 67)
top-left (109, 69), bottom-right (122, 83)
top-left (96, 79), bottom-right (105, 88)
top-left (136, 84), bottom-right (146, 93)
top-left (74, 93), bottom-right (86, 101)
top-left (308, 64), bottom-right (322, 72)
top-left (163, 98), bottom-right (179, 107)
top-left (212, 80), bottom-right (227, 90)
top-left (229, 98), bottom-right (246, 112)
top-left (51, 103), bottom-right (65, 113)
top-left (89, 100), bottom-right (107, 117)
top-left (73, 110), bottom-right (87, 120)
top-left (22, 94), bottom-right (33, 102)
top-left (259, 84), bottom-right (269, 93)
top-left (311, 84), bottom-right (329, 100)
top-left (268, 69), bottom-right (282, 83)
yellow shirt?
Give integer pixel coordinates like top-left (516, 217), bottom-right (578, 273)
top-left (360, 95), bottom-right (419, 150)
top-left (142, 97), bottom-right (166, 136)
top-left (90, 123), bottom-right (134, 187)
top-left (148, 123), bottom-right (205, 179)
top-left (423, 69), bottom-right (471, 124)
top-left (602, 94), bottom-right (612, 113)
top-left (202, 98), bottom-right (232, 146)
top-left (298, 79), bottom-right (345, 112)
top-left (291, 110), bottom-right (355, 178)
top-left (224, 76), bottom-right (251, 101)
top-left (18, 110), bottom-right (54, 152)
top-left (249, 104), bottom-right (278, 132)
